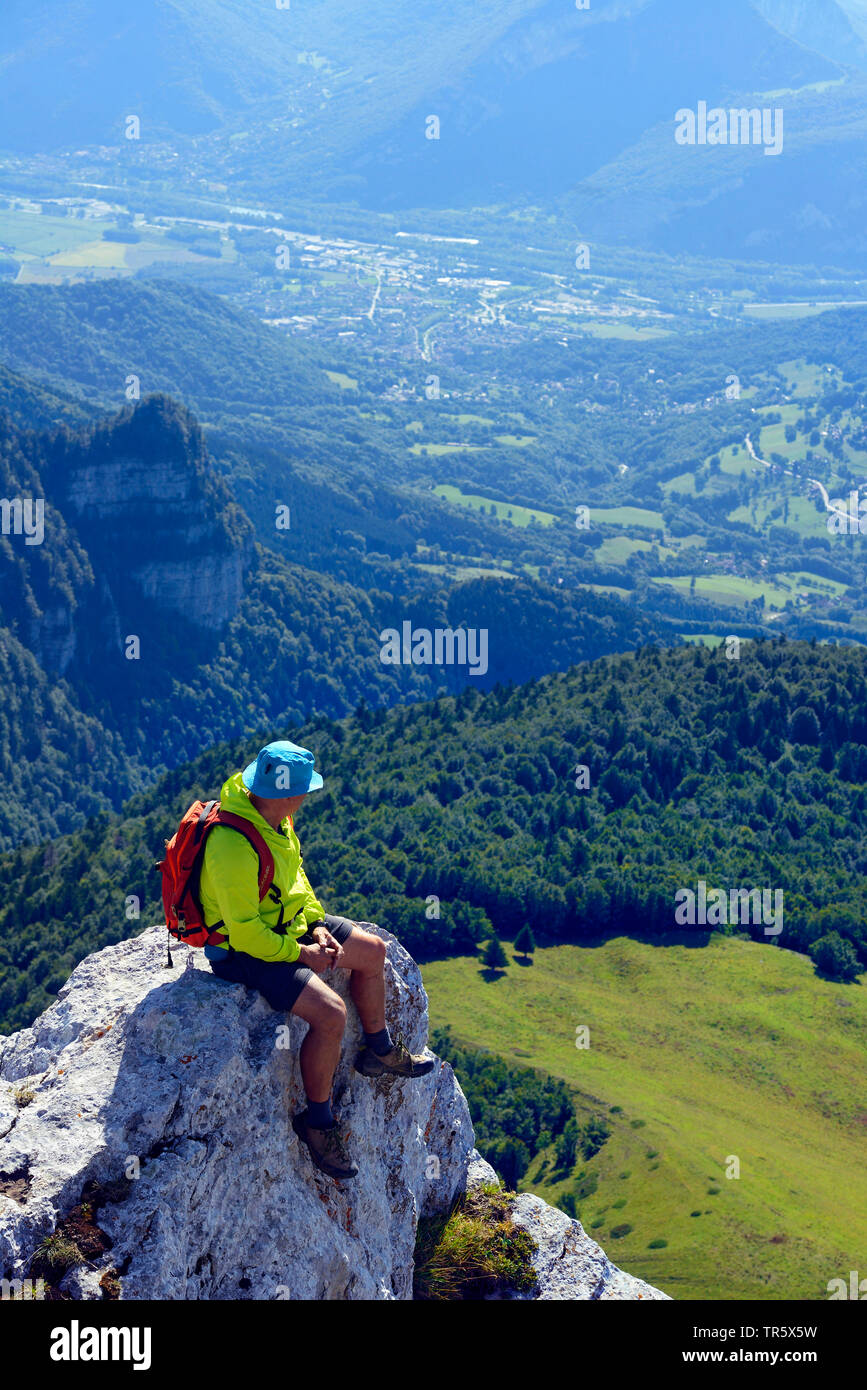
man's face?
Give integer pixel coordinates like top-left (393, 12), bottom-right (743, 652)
top-left (251, 791), bottom-right (307, 820)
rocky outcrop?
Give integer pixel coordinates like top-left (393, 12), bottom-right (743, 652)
top-left (466, 1154), bottom-right (668, 1300)
top-left (52, 395), bottom-right (252, 632)
top-left (0, 924), bottom-right (669, 1301)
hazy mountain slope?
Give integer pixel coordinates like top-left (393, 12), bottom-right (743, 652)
top-left (754, 0), bottom-right (867, 67)
top-left (0, 0), bottom-right (848, 190)
top-left (2, 0), bottom-right (862, 263)
top-left (0, 0), bottom-right (543, 155)
top-left (343, 0), bottom-right (839, 208)
top-left (567, 73), bottom-right (867, 265)
top-left (0, 280), bottom-right (335, 410)
top-left (0, 0), bottom-right (307, 150)
top-left (0, 367), bottom-right (94, 433)
top-left (839, 0), bottom-right (867, 41)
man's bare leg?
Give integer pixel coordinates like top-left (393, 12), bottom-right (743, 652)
top-left (332, 928), bottom-right (387, 1034)
top-left (290, 975), bottom-right (358, 1179)
top-left (291, 974), bottom-right (346, 1102)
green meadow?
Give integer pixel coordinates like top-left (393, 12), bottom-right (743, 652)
top-left (744, 303), bottom-right (839, 321)
top-left (415, 562), bottom-right (516, 582)
top-left (779, 359), bottom-right (842, 397)
top-left (432, 484), bottom-right (558, 526)
top-left (423, 937), bottom-right (867, 1301)
top-left (578, 321), bottom-right (671, 340)
top-left (592, 506), bottom-right (665, 531)
top-left (596, 536), bottom-right (676, 565)
top-left (0, 209), bottom-right (106, 259)
top-left (778, 571), bottom-right (848, 599)
top-left (595, 536), bottom-right (656, 565)
top-left (577, 583), bottom-right (633, 599)
top-left (412, 443), bottom-right (487, 457)
top-left (652, 574), bottom-right (799, 610)
top-left (757, 418), bottom-right (807, 464)
top-left (0, 208), bottom-right (238, 282)
top-left (727, 492), bottom-right (830, 542)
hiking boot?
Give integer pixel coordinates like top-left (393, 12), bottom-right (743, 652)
top-left (292, 1110), bottom-right (358, 1180)
top-left (354, 1032), bottom-right (436, 1079)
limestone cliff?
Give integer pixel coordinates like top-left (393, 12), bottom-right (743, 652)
top-left (0, 395), bottom-right (251, 690)
top-left (50, 394), bottom-right (252, 633)
top-left (0, 925), bottom-right (669, 1301)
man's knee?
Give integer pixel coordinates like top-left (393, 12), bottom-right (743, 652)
top-left (356, 931), bottom-right (387, 973)
top-left (309, 990), bottom-right (347, 1037)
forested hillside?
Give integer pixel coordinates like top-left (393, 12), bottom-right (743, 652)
top-left (8, 275), bottom-right (867, 854)
top-left (0, 384), bottom-right (668, 848)
top-left (2, 638), bottom-right (864, 1033)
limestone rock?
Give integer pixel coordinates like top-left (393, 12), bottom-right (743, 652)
top-left (0, 924), bottom-right (669, 1301)
top-left (53, 396), bottom-right (252, 631)
top-left (508, 1194), bottom-right (670, 1300)
top-left (0, 924), bottom-right (474, 1300)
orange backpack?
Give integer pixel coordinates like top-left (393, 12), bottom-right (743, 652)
top-left (155, 799), bottom-right (275, 961)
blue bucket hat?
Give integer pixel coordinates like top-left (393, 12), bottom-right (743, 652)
top-left (242, 740), bottom-right (324, 799)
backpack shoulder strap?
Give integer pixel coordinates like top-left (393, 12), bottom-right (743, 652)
top-left (213, 810), bottom-right (275, 901)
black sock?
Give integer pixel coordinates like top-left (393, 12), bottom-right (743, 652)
top-left (364, 1025), bottom-right (393, 1056)
top-left (307, 1097), bottom-right (335, 1129)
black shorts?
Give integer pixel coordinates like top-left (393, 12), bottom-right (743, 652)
top-left (208, 914), bottom-right (356, 1013)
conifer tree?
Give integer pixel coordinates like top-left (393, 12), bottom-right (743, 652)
top-left (514, 925), bottom-right (536, 959)
top-left (483, 934), bottom-right (508, 971)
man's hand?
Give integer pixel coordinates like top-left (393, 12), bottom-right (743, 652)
top-left (297, 941), bottom-right (338, 975)
top-left (310, 922), bottom-right (344, 966)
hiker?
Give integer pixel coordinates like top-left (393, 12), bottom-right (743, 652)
top-left (199, 740), bottom-right (434, 1179)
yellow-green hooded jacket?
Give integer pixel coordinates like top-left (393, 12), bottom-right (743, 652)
top-left (199, 772), bottom-right (325, 964)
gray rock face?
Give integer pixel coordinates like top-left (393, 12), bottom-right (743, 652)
top-left (509, 1196), bottom-right (669, 1300)
top-left (55, 397), bottom-right (252, 632)
top-left (0, 925), bottom-right (669, 1301)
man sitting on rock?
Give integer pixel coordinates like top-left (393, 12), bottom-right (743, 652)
top-left (200, 740), bottom-right (434, 1180)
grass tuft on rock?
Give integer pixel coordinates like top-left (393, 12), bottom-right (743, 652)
top-left (29, 1235), bottom-right (84, 1279)
top-left (414, 1182), bottom-right (538, 1300)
